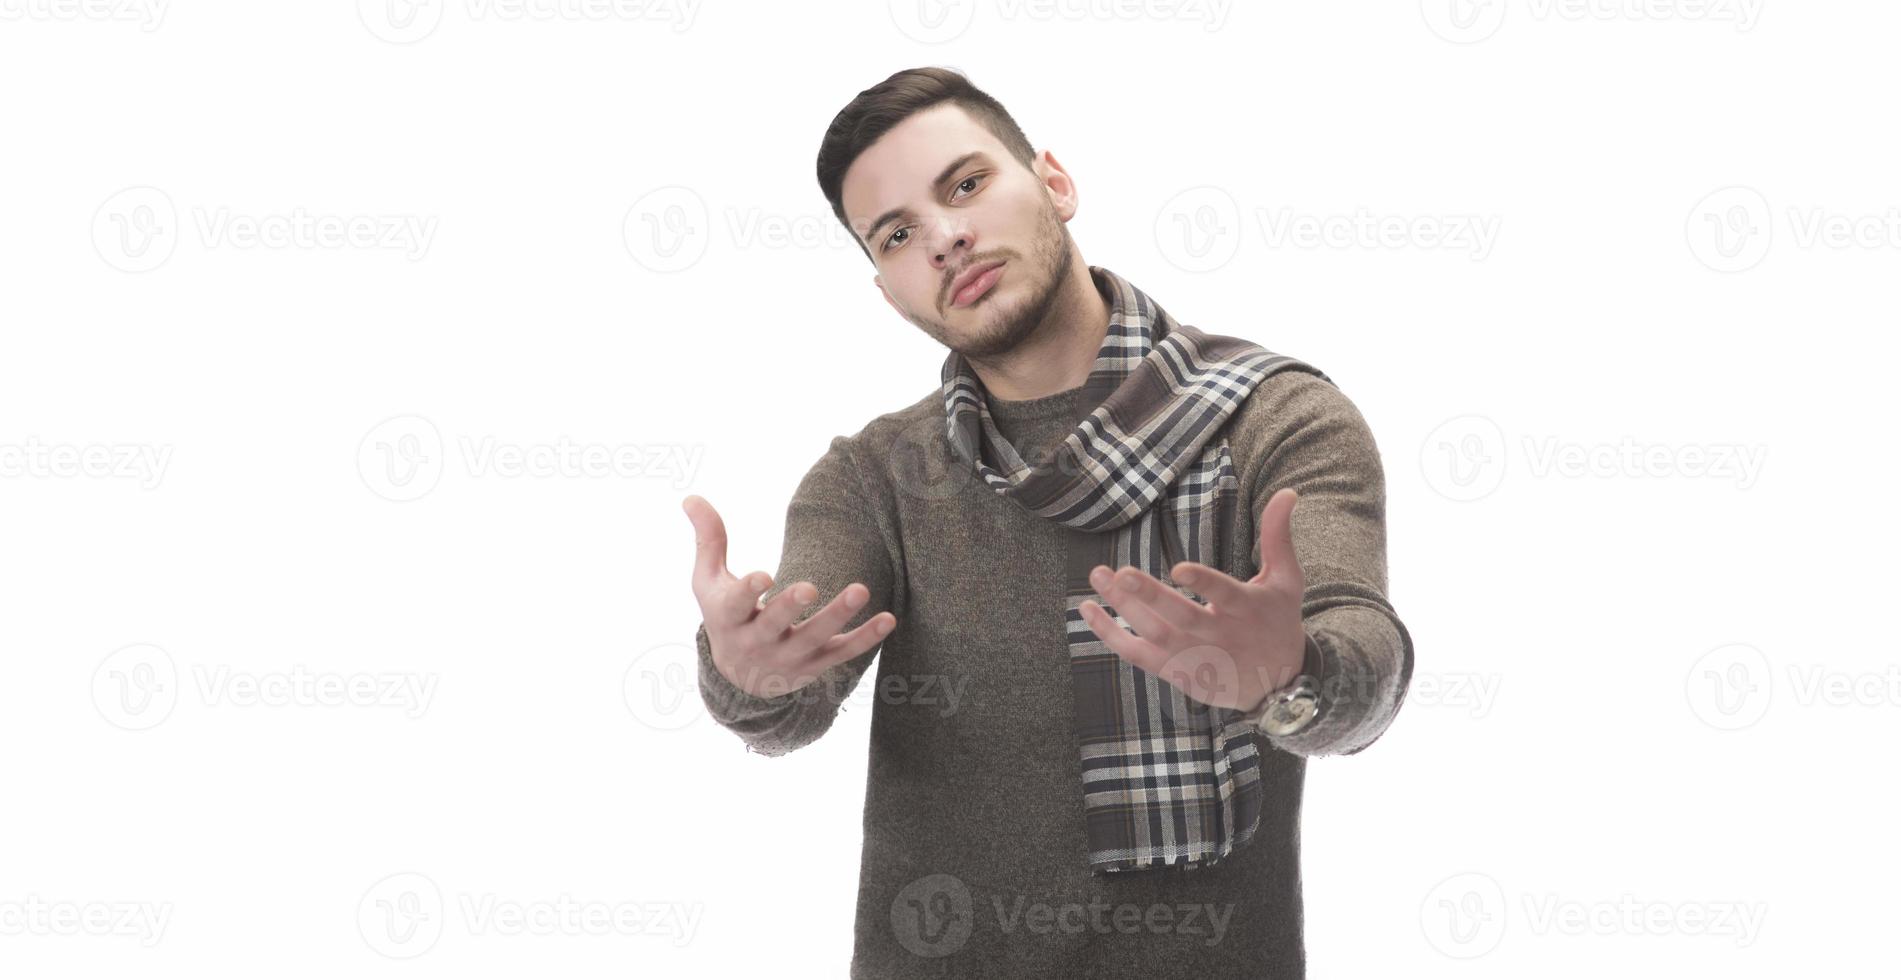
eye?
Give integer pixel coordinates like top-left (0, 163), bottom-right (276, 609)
top-left (879, 174), bottom-right (986, 253)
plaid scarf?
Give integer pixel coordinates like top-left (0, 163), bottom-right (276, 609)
top-left (940, 265), bottom-right (1326, 873)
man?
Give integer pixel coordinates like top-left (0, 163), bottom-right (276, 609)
top-left (683, 67), bottom-right (1414, 979)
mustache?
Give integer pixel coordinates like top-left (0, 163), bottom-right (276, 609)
top-left (940, 250), bottom-right (1018, 308)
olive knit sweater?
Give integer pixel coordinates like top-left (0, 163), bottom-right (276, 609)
top-left (695, 365), bottom-right (1414, 978)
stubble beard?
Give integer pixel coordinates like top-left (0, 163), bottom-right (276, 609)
top-left (912, 203), bottom-right (1074, 362)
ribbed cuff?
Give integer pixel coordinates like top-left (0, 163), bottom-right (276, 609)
top-left (695, 622), bottom-right (802, 722)
top-left (1298, 629), bottom-right (1330, 727)
top-left (1263, 627), bottom-right (1354, 756)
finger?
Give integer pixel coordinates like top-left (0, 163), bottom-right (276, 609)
top-left (750, 580), bottom-right (820, 637)
top-left (709, 569), bottom-right (774, 629)
top-left (683, 495), bottom-right (730, 590)
top-left (804, 610), bottom-right (896, 672)
top-left (1169, 560), bottom-right (1261, 616)
top-left (1089, 565), bottom-right (1212, 644)
top-left (1078, 600), bottom-right (1170, 676)
top-left (785, 583), bottom-right (874, 654)
top-left (1255, 487), bottom-right (1300, 586)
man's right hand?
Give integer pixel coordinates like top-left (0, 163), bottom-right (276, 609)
top-left (684, 494), bottom-right (895, 700)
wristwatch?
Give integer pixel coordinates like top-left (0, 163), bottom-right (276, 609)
top-left (1243, 633), bottom-right (1328, 738)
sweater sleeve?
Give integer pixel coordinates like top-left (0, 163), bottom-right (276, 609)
top-left (695, 433), bottom-right (904, 757)
top-left (1238, 370), bottom-right (1415, 757)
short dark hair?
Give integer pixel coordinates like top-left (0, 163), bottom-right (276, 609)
top-left (816, 67), bottom-right (1038, 261)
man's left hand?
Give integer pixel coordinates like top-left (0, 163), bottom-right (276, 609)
top-left (1079, 487), bottom-right (1307, 714)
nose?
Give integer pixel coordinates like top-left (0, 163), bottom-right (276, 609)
top-left (925, 215), bottom-right (975, 271)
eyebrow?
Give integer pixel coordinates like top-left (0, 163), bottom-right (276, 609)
top-left (859, 151), bottom-right (989, 246)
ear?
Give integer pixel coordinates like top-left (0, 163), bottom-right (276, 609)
top-left (1033, 149), bottom-right (1080, 222)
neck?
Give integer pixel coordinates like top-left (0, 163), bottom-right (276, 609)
top-left (966, 254), bottom-right (1111, 401)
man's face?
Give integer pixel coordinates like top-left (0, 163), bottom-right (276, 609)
top-left (841, 103), bottom-right (1076, 360)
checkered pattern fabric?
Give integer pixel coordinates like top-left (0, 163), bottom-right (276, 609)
top-left (940, 265), bottom-right (1327, 873)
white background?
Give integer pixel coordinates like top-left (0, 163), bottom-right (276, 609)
top-left (2, 1), bottom-right (1894, 976)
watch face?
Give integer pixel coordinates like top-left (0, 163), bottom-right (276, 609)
top-left (1263, 696), bottom-right (1318, 736)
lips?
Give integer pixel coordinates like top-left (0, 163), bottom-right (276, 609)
top-left (948, 260), bottom-right (1005, 309)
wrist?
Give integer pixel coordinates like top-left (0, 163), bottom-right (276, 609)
top-left (1242, 631), bottom-right (1328, 736)
top-left (1250, 631), bottom-right (1324, 708)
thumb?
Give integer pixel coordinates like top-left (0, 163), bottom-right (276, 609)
top-left (683, 495), bottom-right (730, 587)
top-left (1255, 487), bottom-right (1299, 584)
